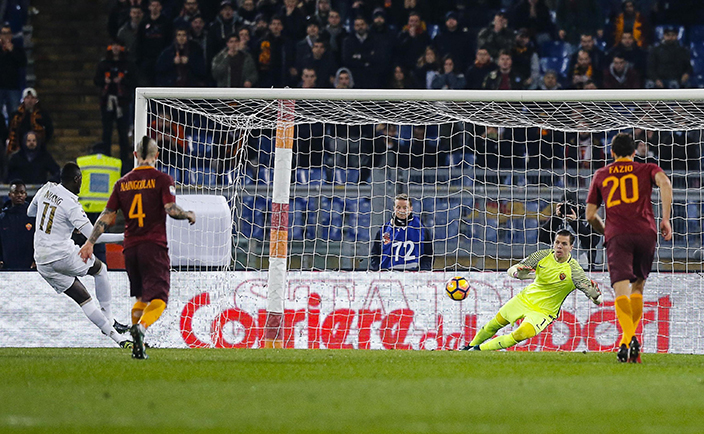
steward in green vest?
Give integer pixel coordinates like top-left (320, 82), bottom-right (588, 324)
top-left (76, 150), bottom-right (122, 263)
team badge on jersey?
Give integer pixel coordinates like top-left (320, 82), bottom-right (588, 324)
top-left (26, 223), bottom-right (32, 231)
top-left (382, 229), bottom-right (391, 245)
top-left (559, 272), bottom-right (566, 280)
top-left (169, 185), bottom-right (176, 195)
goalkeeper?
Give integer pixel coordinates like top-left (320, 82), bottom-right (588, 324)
top-left (462, 229), bottom-right (602, 351)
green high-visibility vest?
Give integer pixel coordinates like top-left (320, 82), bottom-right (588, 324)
top-left (77, 154), bottom-right (122, 213)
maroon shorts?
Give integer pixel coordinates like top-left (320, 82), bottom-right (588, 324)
top-left (605, 232), bottom-right (657, 285)
top-left (124, 243), bottom-right (170, 303)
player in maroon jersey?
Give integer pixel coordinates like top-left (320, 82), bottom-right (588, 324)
top-left (79, 136), bottom-right (196, 359)
top-left (585, 133), bottom-right (672, 363)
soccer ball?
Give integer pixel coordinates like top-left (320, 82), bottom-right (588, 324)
top-left (445, 276), bottom-right (470, 301)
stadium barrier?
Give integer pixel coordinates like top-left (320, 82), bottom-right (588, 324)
top-left (1, 271), bottom-right (699, 354)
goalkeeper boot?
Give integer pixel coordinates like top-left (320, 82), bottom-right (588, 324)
top-left (130, 324), bottom-right (148, 360)
top-left (119, 340), bottom-right (133, 349)
top-left (460, 344), bottom-right (481, 351)
top-left (629, 336), bottom-right (641, 364)
top-left (113, 320), bottom-right (130, 334)
top-left (617, 343), bottom-right (629, 363)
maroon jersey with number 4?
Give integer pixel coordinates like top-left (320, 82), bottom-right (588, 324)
top-left (106, 166), bottom-right (176, 249)
top-left (587, 158), bottom-right (663, 242)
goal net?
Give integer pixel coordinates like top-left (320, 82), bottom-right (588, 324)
top-left (133, 88), bottom-right (704, 353)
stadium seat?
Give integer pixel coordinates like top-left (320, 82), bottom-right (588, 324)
top-left (189, 132), bottom-right (213, 157)
top-left (692, 57), bottom-right (704, 75)
top-left (318, 197), bottom-right (344, 241)
top-left (240, 196), bottom-right (267, 240)
top-left (345, 198), bottom-right (372, 241)
top-left (257, 167), bottom-right (274, 184)
top-left (159, 165), bottom-right (181, 183)
top-left (333, 168), bottom-right (360, 185)
top-left (690, 25), bottom-right (704, 44)
top-left (188, 167), bottom-right (219, 186)
top-left (429, 24), bottom-right (440, 39)
top-left (398, 125), bottom-right (413, 147)
top-left (690, 41), bottom-right (704, 58)
top-left (296, 168), bottom-right (326, 186)
top-left (540, 40), bottom-right (571, 58)
top-left (256, 136), bottom-right (274, 167)
top-left (539, 57), bottom-right (569, 78)
top-left (290, 198), bottom-right (307, 240)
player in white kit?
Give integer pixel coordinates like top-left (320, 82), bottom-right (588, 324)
top-left (28, 162), bottom-right (130, 347)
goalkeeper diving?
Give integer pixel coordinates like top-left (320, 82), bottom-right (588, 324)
top-left (462, 229), bottom-right (602, 351)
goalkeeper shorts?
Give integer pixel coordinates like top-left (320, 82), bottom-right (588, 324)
top-left (498, 296), bottom-right (556, 335)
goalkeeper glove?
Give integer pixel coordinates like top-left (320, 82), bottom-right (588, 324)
top-left (589, 279), bottom-right (603, 305)
top-left (513, 265), bottom-right (534, 280)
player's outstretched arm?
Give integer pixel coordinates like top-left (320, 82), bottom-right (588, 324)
top-left (570, 261), bottom-right (602, 305)
top-left (655, 171), bottom-right (672, 241)
top-left (507, 264), bottom-right (535, 280)
top-left (165, 202), bottom-right (196, 225)
top-left (78, 209), bottom-right (117, 262)
top-left (585, 203), bottom-right (604, 235)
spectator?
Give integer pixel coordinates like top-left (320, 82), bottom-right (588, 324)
top-left (564, 131), bottom-right (606, 186)
top-left (633, 135), bottom-right (657, 164)
top-left (388, 64), bottom-right (417, 89)
top-left (253, 13), bottom-right (269, 40)
top-left (238, 26), bottom-right (254, 53)
top-left (278, 0), bottom-right (306, 42)
top-left (539, 69), bottom-right (562, 89)
top-left (189, 14), bottom-right (209, 66)
top-left (602, 54), bottom-right (641, 88)
top-left (368, 8), bottom-right (395, 84)
top-left (390, 0), bottom-right (430, 30)
top-left (510, 0), bottom-right (554, 46)
top-left (0, 22), bottom-right (26, 121)
top-left (569, 49), bottom-right (602, 89)
top-left (342, 16), bottom-right (380, 89)
top-left (7, 88), bottom-right (53, 156)
top-left (396, 11), bottom-right (431, 71)
top-left (94, 41), bottom-right (138, 172)
top-left (149, 111), bottom-right (187, 171)
top-left (567, 34), bottom-right (606, 81)
top-left (136, 0), bottom-right (173, 86)
top-left (7, 131), bottom-right (60, 184)
top-left (156, 26), bottom-right (207, 86)
top-left (299, 66), bottom-right (316, 88)
top-left (646, 27), bottom-right (691, 89)
top-left (208, 0), bottom-right (240, 65)
top-left (238, 0), bottom-right (258, 28)
top-left (433, 11), bottom-right (473, 72)
top-left (212, 33), bottom-right (258, 87)
top-left (538, 191), bottom-right (602, 270)
top-left (412, 46), bottom-right (440, 89)
top-left (312, 0), bottom-right (331, 27)
top-left (482, 50), bottom-right (523, 90)
top-left (608, 31), bottom-right (647, 73)
top-left (476, 11), bottom-right (515, 59)
top-left (511, 29), bottom-right (540, 89)
top-left (0, 179), bottom-right (34, 270)
top-left (370, 194), bottom-right (433, 271)
top-left (107, 0), bottom-right (132, 40)
top-left (555, 0), bottom-right (604, 44)
top-left (117, 5), bottom-right (143, 62)
top-left (173, 0), bottom-right (202, 29)
top-left (610, 0), bottom-right (651, 48)
top-left (320, 9), bottom-right (347, 66)
top-left (333, 67), bottom-right (353, 89)
top-left (464, 47), bottom-right (497, 89)
top-left (293, 18), bottom-right (320, 81)
top-left (431, 55), bottom-right (466, 89)
top-left (299, 40), bottom-right (337, 88)
top-left (253, 15), bottom-right (290, 88)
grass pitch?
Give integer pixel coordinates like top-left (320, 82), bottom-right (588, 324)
top-left (1, 349), bottom-right (704, 433)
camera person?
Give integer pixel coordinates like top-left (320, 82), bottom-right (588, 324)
top-left (539, 192), bottom-right (602, 270)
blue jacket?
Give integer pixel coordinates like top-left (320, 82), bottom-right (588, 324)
top-left (0, 201), bottom-right (35, 270)
top-left (370, 214), bottom-right (433, 271)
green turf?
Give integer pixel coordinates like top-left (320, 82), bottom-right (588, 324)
top-left (1, 349), bottom-right (704, 433)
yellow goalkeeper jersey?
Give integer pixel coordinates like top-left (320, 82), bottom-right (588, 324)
top-left (515, 249), bottom-right (593, 317)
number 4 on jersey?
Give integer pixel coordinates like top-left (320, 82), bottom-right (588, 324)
top-left (129, 193), bottom-right (146, 227)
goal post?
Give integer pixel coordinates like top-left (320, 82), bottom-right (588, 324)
top-left (132, 87), bottom-right (704, 352)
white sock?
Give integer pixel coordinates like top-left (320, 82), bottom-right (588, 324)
top-left (80, 299), bottom-right (121, 344)
top-left (93, 262), bottom-right (114, 324)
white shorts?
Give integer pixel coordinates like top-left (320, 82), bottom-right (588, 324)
top-left (36, 245), bottom-right (96, 294)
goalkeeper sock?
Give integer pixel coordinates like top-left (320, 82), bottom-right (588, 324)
top-left (615, 295), bottom-right (635, 346)
top-left (132, 301), bottom-right (148, 325)
top-left (80, 299), bottom-right (121, 344)
top-left (630, 293), bottom-right (644, 331)
top-left (139, 299), bottom-right (167, 329)
top-left (469, 316), bottom-right (507, 346)
top-left (479, 333), bottom-right (518, 351)
top-left (93, 262), bottom-right (113, 324)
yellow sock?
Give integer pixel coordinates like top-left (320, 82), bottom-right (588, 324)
top-left (479, 333), bottom-right (518, 351)
top-left (139, 299), bottom-right (167, 329)
top-left (131, 301), bottom-right (147, 325)
top-left (469, 316), bottom-right (507, 346)
top-left (615, 295), bottom-right (635, 346)
top-left (630, 293), bottom-right (644, 331)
